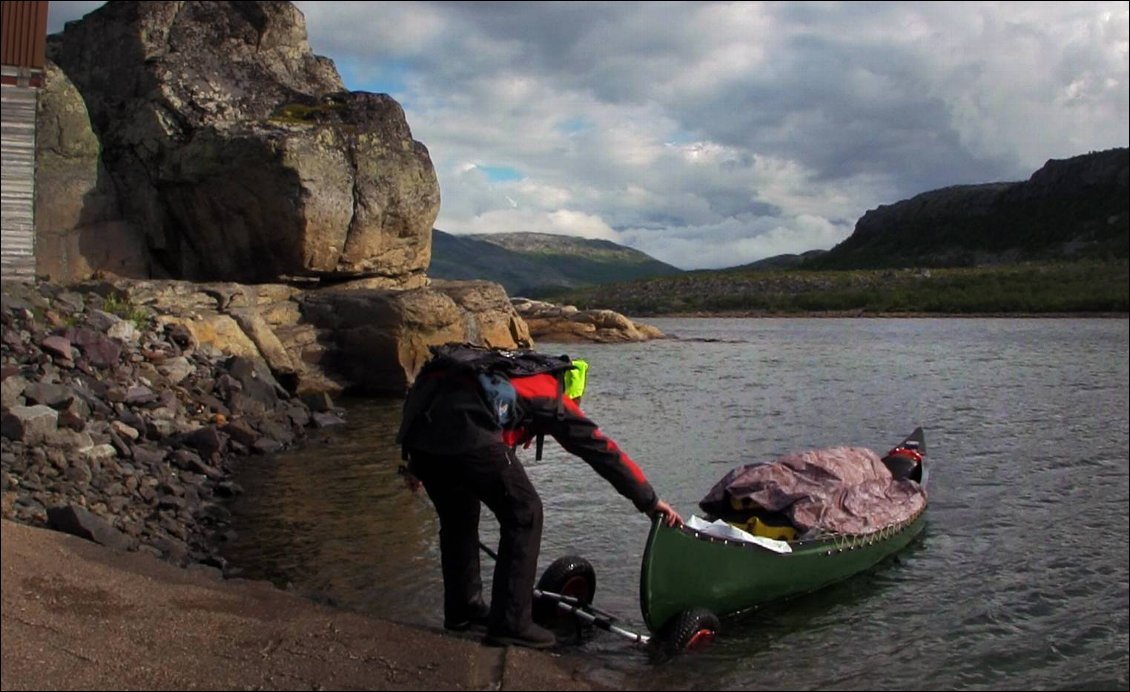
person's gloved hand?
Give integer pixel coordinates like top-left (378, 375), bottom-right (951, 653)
top-left (650, 499), bottom-right (684, 527)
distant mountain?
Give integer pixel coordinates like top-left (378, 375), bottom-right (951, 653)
top-left (432, 148), bottom-right (1128, 314)
top-left (428, 230), bottom-right (682, 296)
top-left (534, 147), bottom-right (1128, 316)
top-left (807, 147), bottom-right (1129, 269)
top-left (727, 249), bottom-right (828, 271)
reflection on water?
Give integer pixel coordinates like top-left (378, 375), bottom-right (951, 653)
top-left (223, 318), bottom-right (1129, 691)
top-left (222, 399), bottom-right (453, 618)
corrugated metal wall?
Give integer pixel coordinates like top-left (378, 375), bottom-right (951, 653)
top-left (1, 85), bottom-right (38, 281)
top-left (1, 0), bottom-right (48, 282)
top-left (1, 1), bottom-right (49, 71)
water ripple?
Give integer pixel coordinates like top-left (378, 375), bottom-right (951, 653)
top-left (222, 318), bottom-right (1128, 691)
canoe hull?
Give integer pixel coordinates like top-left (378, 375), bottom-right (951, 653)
top-left (640, 506), bottom-right (927, 632)
top-left (640, 428), bottom-right (930, 634)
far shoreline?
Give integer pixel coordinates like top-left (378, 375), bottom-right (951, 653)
top-left (637, 311), bottom-right (1130, 319)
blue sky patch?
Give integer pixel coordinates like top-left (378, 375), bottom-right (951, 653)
top-left (478, 165), bottom-right (524, 183)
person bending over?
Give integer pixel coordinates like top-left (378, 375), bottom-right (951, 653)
top-left (397, 344), bottom-right (682, 649)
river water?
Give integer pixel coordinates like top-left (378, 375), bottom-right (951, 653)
top-left (222, 317), bottom-right (1129, 691)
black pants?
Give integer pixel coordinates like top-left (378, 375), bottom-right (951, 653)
top-left (407, 444), bottom-right (544, 635)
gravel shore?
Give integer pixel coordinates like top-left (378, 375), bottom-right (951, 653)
top-left (1, 519), bottom-right (603, 691)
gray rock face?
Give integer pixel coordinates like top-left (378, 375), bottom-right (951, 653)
top-left (0, 280), bottom-right (347, 568)
top-left (832, 148), bottom-right (1129, 267)
top-left (39, 277), bottom-right (531, 397)
top-left (511, 298), bottom-right (664, 343)
top-left (34, 60), bottom-right (149, 281)
top-left (300, 280), bottom-right (533, 394)
top-left (45, 1), bottom-right (438, 284)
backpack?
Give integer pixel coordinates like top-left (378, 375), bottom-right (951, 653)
top-left (398, 343), bottom-right (577, 460)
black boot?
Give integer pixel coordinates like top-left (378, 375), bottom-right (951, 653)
top-left (444, 599), bottom-right (491, 632)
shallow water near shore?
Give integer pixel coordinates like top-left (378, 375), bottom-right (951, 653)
top-left (223, 317), bottom-right (1129, 690)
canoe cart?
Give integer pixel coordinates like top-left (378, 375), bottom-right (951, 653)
top-left (532, 427), bottom-right (930, 658)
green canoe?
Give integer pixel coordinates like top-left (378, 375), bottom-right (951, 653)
top-left (640, 428), bottom-right (929, 642)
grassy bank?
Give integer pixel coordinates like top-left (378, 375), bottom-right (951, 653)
top-left (543, 259), bottom-right (1129, 317)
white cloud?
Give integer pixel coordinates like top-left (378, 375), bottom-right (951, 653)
top-left (46, 1), bottom-right (1129, 270)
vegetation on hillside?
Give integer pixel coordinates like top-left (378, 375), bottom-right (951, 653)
top-left (429, 229), bottom-right (681, 296)
top-left (433, 149), bottom-right (1127, 314)
top-left (542, 259), bottom-right (1129, 316)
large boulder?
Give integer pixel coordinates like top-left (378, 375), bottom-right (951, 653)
top-left (44, 1), bottom-right (438, 284)
top-left (511, 298), bottom-right (664, 343)
top-left (34, 60), bottom-right (149, 281)
top-left (300, 281), bottom-right (532, 394)
top-left (73, 278), bottom-right (529, 397)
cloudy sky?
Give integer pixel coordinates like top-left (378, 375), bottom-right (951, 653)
top-left (48, 1), bottom-right (1129, 270)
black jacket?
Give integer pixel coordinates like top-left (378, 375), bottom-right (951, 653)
top-left (398, 371), bottom-right (658, 513)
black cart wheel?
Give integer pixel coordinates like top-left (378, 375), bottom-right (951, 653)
top-left (659, 608), bottom-right (719, 657)
top-left (533, 555), bottom-right (596, 625)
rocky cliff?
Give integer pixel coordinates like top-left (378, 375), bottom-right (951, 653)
top-left (2, 0), bottom-right (660, 583)
top-left (41, 0), bottom-right (438, 284)
top-left (815, 148), bottom-right (1129, 268)
top-left (27, 0), bottom-right (657, 413)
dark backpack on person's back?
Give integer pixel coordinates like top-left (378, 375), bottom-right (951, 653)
top-left (396, 343), bottom-right (576, 460)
